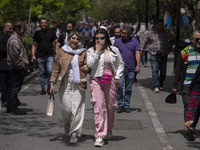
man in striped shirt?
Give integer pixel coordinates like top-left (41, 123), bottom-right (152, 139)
top-left (172, 30), bottom-right (200, 123)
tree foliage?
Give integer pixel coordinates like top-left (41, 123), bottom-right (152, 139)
top-left (86, 0), bottom-right (157, 23)
top-left (0, 0), bottom-right (90, 25)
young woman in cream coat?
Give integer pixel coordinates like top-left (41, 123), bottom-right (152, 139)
top-left (50, 31), bottom-right (88, 144)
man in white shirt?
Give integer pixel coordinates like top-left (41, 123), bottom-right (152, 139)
top-left (110, 26), bottom-right (121, 45)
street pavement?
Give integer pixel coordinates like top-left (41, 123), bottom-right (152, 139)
top-left (0, 52), bottom-right (200, 150)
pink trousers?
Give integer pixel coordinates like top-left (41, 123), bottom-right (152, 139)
top-left (90, 77), bottom-right (117, 138)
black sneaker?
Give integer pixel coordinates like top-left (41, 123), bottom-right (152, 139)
top-left (6, 108), bottom-right (26, 115)
top-left (124, 108), bottom-right (131, 113)
top-left (116, 107), bottom-right (124, 113)
top-left (40, 90), bottom-right (46, 95)
top-left (1, 102), bottom-right (7, 107)
top-left (186, 126), bottom-right (196, 140)
top-left (18, 101), bottom-right (27, 106)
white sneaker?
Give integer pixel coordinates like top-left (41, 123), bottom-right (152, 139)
top-left (94, 137), bottom-right (104, 147)
top-left (70, 133), bottom-right (77, 144)
top-left (154, 87), bottom-right (159, 93)
top-left (105, 130), bottom-right (113, 140)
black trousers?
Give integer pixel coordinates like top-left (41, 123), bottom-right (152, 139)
top-left (0, 70), bottom-right (10, 103)
top-left (7, 68), bottom-right (26, 109)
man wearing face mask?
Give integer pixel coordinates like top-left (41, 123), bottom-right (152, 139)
top-left (110, 26), bottom-right (121, 45)
top-left (172, 30), bottom-right (200, 130)
top-left (0, 22), bottom-right (13, 107)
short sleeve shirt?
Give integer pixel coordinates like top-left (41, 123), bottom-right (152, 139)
top-left (33, 29), bottom-right (57, 58)
top-left (114, 37), bottom-right (141, 71)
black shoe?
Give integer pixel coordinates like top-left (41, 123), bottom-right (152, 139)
top-left (6, 108), bottom-right (26, 115)
top-left (40, 90), bottom-right (46, 95)
top-left (116, 107), bottom-right (124, 113)
top-left (124, 108), bottom-right (131, 113)
top-left (47, 89), bottom-right (50, 95)
top-left (134, 78), bottom-right (138, 83)
top-left (1, 102), bottom-right (7, 107)
top-left (186, 126), bottom-right (196, 140)
top-left (18, 102), bottom-right (27, 106)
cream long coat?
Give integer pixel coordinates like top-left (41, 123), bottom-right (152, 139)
top-left (50, 48), bottom-right (87, 91)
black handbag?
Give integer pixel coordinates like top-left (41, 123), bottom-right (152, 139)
top-left (165, 93), bottom-right (177, 104)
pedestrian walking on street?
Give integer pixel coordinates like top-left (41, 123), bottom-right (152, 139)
top-left (0, 22), bottom-right (13, 107)
top-left (172, 30), bottom-right (200, 124)
top-left (109, 26), bottom-right (121, 45)
top-left (6, 21), bottom-right (29, 115)
top-left (57, 20), bottom-right (75, 48)
top-left (87, 28), bottom-right (124, 147)
top-left (142, 19), bottom-right (174, 93)
top-left (31, 18), bottom-right (58, 95)
top-left (49, 31), bottom-right (89, 144)
top-left (185, 64), bottom-right (200, 140)
top-left (114, 25), bottom-right (141, 113)
top-left (137, 24), bottom-right (148, 67)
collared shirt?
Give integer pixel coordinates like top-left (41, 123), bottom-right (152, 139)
top-left (142, 29), bottom-right (174, 56)
top-left (7, 32), bottom-right (29, 70)
top-left (114, 37), bottom-right (141, 71)
top-left (110, 36), bottom-right (116, 45)
top-left (185, 91), bottom-right (200, 121)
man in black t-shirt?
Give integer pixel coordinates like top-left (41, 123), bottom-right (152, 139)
top-left (31, 18), bottom-right (57, 95)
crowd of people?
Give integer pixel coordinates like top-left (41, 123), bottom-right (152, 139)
top-left (0, 18), bottom-right (200, 146)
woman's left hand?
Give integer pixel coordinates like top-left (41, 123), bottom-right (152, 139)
top-left (115, 79), bottom-right (120, 85)
top-left (81, 65), bottom-right (89, 72)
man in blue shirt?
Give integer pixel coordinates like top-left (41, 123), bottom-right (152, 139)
top-left (114, 25), bottom-right (141, 113)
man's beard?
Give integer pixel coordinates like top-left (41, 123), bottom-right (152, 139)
top-left (66, 29), bottom-right (71, 33)
top-left (115, 35), bottom-right (121, 39)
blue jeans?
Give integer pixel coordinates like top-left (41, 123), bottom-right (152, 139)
top-left (117, 70), bottom-right (135, 108)
top-left (37, 56), bottom-right (54, 90)
top-left (150, 54), bottom-right (168, 88)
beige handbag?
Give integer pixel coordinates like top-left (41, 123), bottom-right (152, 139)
top-left (46, 94), bottom-right (55, 116)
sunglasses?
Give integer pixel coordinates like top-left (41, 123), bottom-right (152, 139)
top-left (95, 37), bottom-right (105, 40)
top-left (195, 38), bottom-right (200, 42)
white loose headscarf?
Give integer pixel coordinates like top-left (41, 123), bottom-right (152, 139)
top-left (62, 45), bottom-right (86, 83)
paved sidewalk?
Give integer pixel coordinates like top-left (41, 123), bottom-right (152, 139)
top-left (0, 53), bottom-right (200, 150)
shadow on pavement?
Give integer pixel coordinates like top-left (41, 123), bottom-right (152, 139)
top-left (0, 111), bottom-right (63, 137)
top-left (139, 75), bottom-right (175, 93)
top-left (167, 130), bottom-right (200, 149)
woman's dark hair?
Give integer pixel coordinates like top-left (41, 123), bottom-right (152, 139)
top-left (93, 28), bottom-right (116, 54)
top-left (93, 28), bottom-right (111, 47)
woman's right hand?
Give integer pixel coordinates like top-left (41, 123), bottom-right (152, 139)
top-left (96, 40), bottom-right (105, 52)
top-left (172, 88), bottom-right (177, 94)
top-left (49, 83), bottom-right (55, 95)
